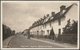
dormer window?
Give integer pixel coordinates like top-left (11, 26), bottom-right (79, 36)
top-left (60, 10), bottom-right (66, 15)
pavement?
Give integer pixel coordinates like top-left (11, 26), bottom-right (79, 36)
top-left (31, 38), bottom-right (77, 48)
top-left (3, 34), bottom-right (77, 48)
top-left (3, 36), bottom-right (14, 48)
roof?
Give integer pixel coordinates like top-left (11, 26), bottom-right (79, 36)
top-left (29, 3), bottom-right (76, 29)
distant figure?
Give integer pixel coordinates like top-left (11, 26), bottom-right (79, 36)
top-left (27, 29), bottom-right (30, 39)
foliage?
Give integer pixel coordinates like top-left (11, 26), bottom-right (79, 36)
top-left (3, 24), bottom-right (15, 40)
top-left (63, 19), bottom-right (77, 34)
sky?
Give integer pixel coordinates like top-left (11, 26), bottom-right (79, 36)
top-left (2, 1), bottom-right (78, 33)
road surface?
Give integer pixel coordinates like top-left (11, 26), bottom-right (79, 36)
top-left (3, 34), bottom-right (77, 48)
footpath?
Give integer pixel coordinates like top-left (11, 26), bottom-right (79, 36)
top-left (3, 35), bottom-right (77, 48)
top-left (31, 38), bottom-right (77, 48)
top-left (3, 36), bottom-right (14, 48)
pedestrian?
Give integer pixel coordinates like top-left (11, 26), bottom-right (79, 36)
top-left (27, 29), bottom-right (30, 39)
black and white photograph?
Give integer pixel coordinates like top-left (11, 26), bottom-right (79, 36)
top-left (1, 1), bottom-right (79, 48)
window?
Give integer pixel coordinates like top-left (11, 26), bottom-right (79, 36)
top-left (58, 19), bottom-right (61, 25)
top-left (58, 29), bottom-right (61, 35)
top-left (47, 30), bottom-right (49, 34)
top-left (44, 24), bottom-right (46, 28)
top-left (50, 22), bottom-right (52, 27)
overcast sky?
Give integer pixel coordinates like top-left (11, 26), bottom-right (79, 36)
top-left (2, 1), bottom-right (78, 32)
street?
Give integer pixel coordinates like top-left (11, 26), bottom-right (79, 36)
top-left (3, 34), bottom-right (77, 48)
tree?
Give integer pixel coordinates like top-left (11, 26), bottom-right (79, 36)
top-left (3, 24), bottom-right (15, 40)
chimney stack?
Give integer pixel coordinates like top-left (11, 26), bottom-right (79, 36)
top-left (47, 14), bottom-right (49, 17)
top-left (44, 15), bottom-right (46, 19)
top-left (60, 5), bottom-right (66, 12)
top-left (51, 12), bottom-right (55, 17)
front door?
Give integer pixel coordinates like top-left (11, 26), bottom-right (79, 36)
top-left (49, 28), bottom-right (55, 40)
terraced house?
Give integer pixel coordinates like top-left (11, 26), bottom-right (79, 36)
top-left (29, 3), bottom-right (78, 43)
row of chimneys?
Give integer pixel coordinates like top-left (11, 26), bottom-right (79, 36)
top-left (43, 5), bottom-right (66, 20)
top-left (32, 5), bottom-right (66, 26)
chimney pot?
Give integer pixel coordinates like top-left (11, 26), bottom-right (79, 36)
top-left (60, 5), bottom-right (66, 11)
top-left (47, 14), bottom-right (49, 17)
top-left (51, 12), bottom-right (55, 17)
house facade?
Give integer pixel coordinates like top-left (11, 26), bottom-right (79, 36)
top-left (29, 3), bottom-right (78, 41)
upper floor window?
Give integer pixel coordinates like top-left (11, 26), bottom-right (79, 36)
top-left (58, 29), bottom-right (61, 35)
top-left (50, 22), bottom-right (52, 27)
top-left (58, 19), bottom-right (61, 25)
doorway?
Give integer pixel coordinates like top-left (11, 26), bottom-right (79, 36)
top-left (49, 28), bottom-right (55, 40)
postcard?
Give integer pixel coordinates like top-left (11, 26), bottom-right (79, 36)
top-left (1, 1), bottom-right (79, 49)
